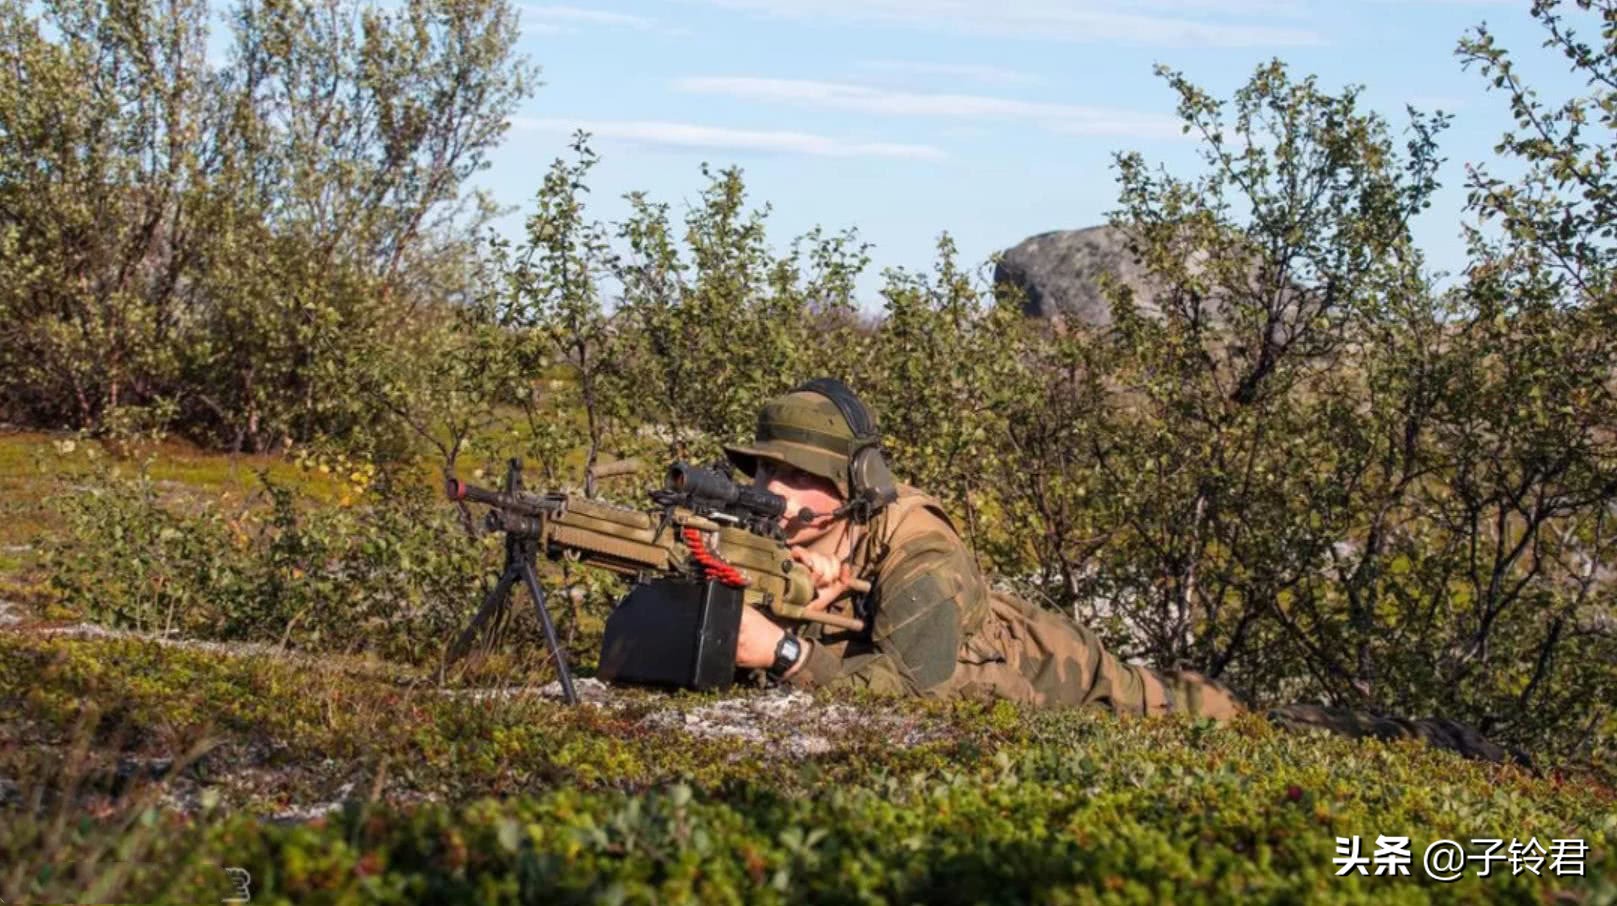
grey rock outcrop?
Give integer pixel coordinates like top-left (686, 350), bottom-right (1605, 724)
top-left (994, 225), bottom-right (1165, 326)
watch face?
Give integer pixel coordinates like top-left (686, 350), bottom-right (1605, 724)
top-left (772, 634), bottom-right (802, 675)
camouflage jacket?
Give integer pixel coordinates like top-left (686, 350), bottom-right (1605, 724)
top-left (784, 485), bottom-right (1244, 719)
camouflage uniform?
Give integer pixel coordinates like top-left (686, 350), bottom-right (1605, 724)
top-left (784, 486), bottom-right (1243, 719)
top-left (725, 386), bottom-right (1526, 766)
top-left (724, 390), bottom-right (1241, 719)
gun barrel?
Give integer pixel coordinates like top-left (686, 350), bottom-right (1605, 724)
top-left (445, 475), bottom-right (553, 518)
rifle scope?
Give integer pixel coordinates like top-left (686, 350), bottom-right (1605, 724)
top-left (666, 463), bottom-right (787, 521)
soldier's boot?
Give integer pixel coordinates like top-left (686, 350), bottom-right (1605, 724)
top-left (1133, 667), bottom-right (1247, 720)
top-left (1266, 703), bottom-right (1535, 770)
top-left (1163, 669), bottom-right (1246, 720)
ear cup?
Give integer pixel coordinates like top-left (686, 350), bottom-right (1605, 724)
top-left (849, 446), bottom-right (898, 512)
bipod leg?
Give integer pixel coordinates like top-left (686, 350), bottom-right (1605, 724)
top-left (442, 562), bottom-right (519, 678)
top-left (517, 552), bottom-right (578, 705)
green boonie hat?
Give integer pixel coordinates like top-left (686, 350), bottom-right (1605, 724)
top-left (722, 391), bottom-right (861, 495)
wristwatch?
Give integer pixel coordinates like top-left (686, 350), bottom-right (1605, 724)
top-left (767, 632), bottom-right (804, 680)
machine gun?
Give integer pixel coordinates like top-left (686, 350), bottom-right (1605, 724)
top-left (443, 459), bottom-right (868, 703)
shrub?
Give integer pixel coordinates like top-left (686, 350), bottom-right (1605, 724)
top-left (42, 457), bottom-right (508, 666)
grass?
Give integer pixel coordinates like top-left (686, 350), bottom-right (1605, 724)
top-left (0, 429), bottom-right (358, 620)
top-left (0, 429), bottom-right (341, 548)
top-left (1, 631), bottom-right (1612, 903)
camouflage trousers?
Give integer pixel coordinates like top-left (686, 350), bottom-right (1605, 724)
top-left (943, 591), bottom-right (1245, 719)
top-left (946, 592), bottom-right (1526, 767)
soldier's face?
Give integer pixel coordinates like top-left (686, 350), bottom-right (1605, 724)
top-left (754, 459), bottom-right (844, 544)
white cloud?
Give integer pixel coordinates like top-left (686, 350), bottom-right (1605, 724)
top-left (513, 117), bottom-right (948, 160)
top-left (1359, 0), bottom-right (1516, 5)
top-left (519, 4), bottom-right (659, 33)
top-left (1041, 118), bottom-right (1187, 140)
top-left (673, 77), bottom-right (1185, 139)
top-left (855, 60), bottom-right (1041, 86)
top-left (689, 0), bottom-right (1321, 47)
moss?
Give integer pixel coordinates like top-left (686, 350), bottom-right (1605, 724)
top-left (3, 630), bottom-right (1613, 904)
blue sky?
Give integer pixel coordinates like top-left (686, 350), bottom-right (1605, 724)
top-left (476, 0), bottom-right (1588, 306)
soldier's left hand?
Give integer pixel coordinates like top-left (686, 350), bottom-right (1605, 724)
top-left (735, 604), bottom-right (786, 669)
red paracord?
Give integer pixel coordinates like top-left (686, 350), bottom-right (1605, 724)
top-left (681, 526), bottom-right (749, 588)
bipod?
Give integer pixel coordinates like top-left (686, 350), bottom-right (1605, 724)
top-left (442, 461), bottom-right (579, 705)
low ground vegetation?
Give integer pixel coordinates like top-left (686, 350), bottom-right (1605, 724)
top-left (2, 630), bottom-right (1613, 903)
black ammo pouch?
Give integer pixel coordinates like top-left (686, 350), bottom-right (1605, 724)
top-left (597, 578), bottom-right (744, 690)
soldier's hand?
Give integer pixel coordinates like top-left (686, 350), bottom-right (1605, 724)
top-left (791, 548), bottom-right (858, 614)
top-left (807, 569), bottom-right (858, 614)
top-left (790, 547), bottom-right (842, 587)
top-left (735, 605), bottom-right (787, 669)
